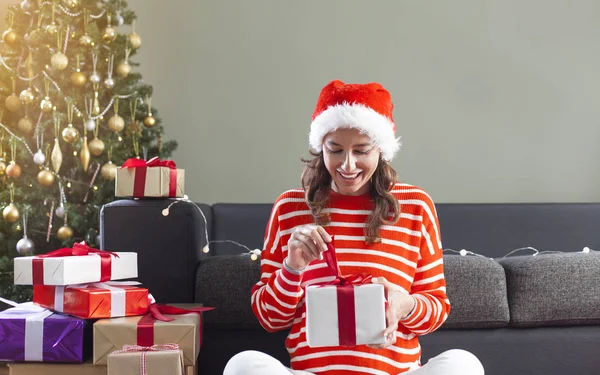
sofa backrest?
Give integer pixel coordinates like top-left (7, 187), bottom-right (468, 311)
top-left (210, 203), bottom-right (600, 258)
top-left (210, 204), bottom-right (272, 255)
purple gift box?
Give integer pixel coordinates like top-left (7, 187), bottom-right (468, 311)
top-left (0, 302), bottom-right (92, 362)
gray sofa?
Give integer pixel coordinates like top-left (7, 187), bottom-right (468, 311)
top-left (100, 200), bottom-right (600, 375)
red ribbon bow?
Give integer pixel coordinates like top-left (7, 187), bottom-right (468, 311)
top-left (136, 299), bottom-right (214, 349)
top-left (318, 237), bottom-right (372, 346)
top-left (322, 237), bottom-right (373, 286)
top-left (121, 156), bottom-right (177, 169)
top-left (32, 241), bottom-right (119, 284)
top-left (121, 157), bottom-right (178, 198)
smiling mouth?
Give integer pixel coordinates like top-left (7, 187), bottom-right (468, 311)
top-left (337, 171), bottom-right (362, 182)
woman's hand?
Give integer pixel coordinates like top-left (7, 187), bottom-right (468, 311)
top-left (368, 276), bottom-right (416, 349)
top-left (285, 224), bottom-right (332, 271)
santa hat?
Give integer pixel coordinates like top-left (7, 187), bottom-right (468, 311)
top-left (309, 80), bottom-right (401, 161)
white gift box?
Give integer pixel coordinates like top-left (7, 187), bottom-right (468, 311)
top-left (305, 283), bottom-right (386, 348)
top-left (14, 252), bottom-right (137, 286)
top-left (115, 166), bottom-right (185, 198)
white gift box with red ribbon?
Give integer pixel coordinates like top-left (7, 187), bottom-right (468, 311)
top-left (305, 283), bottom-right (386, 347)
top-left (304, 239), bottom-right (387, 348)
top-left (13, 241), bottom-right (137, 286)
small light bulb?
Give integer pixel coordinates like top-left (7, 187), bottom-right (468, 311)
top-left (93, 186), bottom-right (98, 191)
top-left (73, 151), bottom-right (78, 156)
top-left (202, 245), bottom-right (209, 253)
top-left (161, 208), bottom-right (169, 216)
top-left (67, 182), bottom-right (72, 188)
top-left (459, 249), bottom-right (467, 256)
top-left (250, 253), bottom-right (258, 261)
top-left (118, 136), bottom-right (123, 142)
top-left (583, 247), bottom-right (590, 253)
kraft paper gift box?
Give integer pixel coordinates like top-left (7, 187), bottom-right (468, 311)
top-left (107, 344), bottom-right (185, 375)
top-left (93, 311), bottom-right (201, 366)
top-left (7, 361), bottom-right (106, 375)
top-left (7, 362), bottom-right (196, 375)
top-left (0, 300), bottom-right (92, 363)
top-left (115, 157), bottom-right (185, 198)
top-left (13, 241), bottom-right (137, 286)
top-left (33, 283), bottom-right (149, 319)
top-left (304, 241), bottom-right (387, 348)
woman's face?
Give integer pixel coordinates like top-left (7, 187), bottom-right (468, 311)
top-left (323, 128), bottom-right (381, 196)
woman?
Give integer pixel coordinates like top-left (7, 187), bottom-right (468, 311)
top-left (224, 80), bottom-right (484, 375)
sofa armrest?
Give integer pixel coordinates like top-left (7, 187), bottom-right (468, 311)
top-left (100, 199), bottom-right (212, 303)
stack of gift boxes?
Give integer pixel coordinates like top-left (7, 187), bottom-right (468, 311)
top-left (0, 157), bottom-right (208, 375)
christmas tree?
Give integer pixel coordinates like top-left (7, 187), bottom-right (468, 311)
top-left (0, 0), bottom-right (177, 302)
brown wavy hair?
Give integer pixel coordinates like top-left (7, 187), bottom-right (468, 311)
top-left (301, 151), bottom-right (401, 243)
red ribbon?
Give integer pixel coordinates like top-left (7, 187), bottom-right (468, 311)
top-left (32, 241), bottom-right (119, 284)
top-left (122, 157), bottom-right (178, 198)
top-left (321, 238), bottom-right (372, 346)
top-left (136, 301), bottom-right (214, 348)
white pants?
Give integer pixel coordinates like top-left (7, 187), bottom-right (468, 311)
top-left (223, 349), bottom-right (484, 375)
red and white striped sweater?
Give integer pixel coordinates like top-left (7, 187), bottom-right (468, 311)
top-left (251, 183), bottom-right (450, 375)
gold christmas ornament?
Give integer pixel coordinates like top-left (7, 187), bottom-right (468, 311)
top-left (19, 88), bottom-right (35, 105)
top-left (2, 203), bottom-right (19, 223)
top-left (40, 97), bottom-right (54, 112)
top-left (45, 23), bottom-right (58, 35)
top-left (128, 32), bottom-right (142, 49)
top-left (61, 124), bottom-right (79, 143)
top-left (56, 225), bottom-right (73, 240)
top-left (0, 160), bottom-right (6, 175)
top-left (108, 115), bottom-right (124, 133)
top-left (5, 94), bottom-right (21, 112)
top-left (143, 96), bottom-right (156, 128)
top-left (71, 71), bottom-right (87, 87)
top-left (80, 136), bottom-right (90, 171)
top-left (62, 101), bottom-right (79, 144)
top-left (61, 0), bottom-right (78, 8)
top-left (92, 89), bottom-right (100, 115)
top-left (143, 115), bottom-right (156, 128)
top-left (88, 137), bottom-right (105, 156)
top-left (17, 116), bottom-right (34, 135)
top-left (37, 169), bottom-right (55, 187)
top-left (79, 34), bottom-right (92, 46)
top-left (51, 52), bottom-right (69, 70)
top-left (101, 160), bottom-right (117, 180)
top-left (102, 26), bottom-right (117, 43)
top-left (2, 29), bottom-right (19, 47)
top-left (6, 162), bottom-right (21, 178)
top-left (51, 138), bottom-right (63, 173)
top-left (116, 61), bottom-right (131, 78)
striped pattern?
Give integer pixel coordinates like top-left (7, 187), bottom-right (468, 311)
top-left (251, 184), bottom-right (449, 375)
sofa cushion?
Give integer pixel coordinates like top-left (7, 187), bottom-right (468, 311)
top-left (442, 254), bottom-right (510, 329)
top-left (196, 255), bottom-right (262, 330)
top-left (499, 251), bottom-right (600, 327)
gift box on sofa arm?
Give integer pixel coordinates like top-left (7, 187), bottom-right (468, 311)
top-left (115, 156), bottom-right (185, 199)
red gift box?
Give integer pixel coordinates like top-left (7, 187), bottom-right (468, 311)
top-left (33, 282), bottom-right (149, 319)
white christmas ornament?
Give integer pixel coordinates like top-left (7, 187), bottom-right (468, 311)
top-left (85, 118), bottom-right (96, 131)
top-left (90, 73), bottom-right (101, 84)
top-left (55, 206), bottom-right (65, 219)
top-left (33, 150), bottom-right (46, 165)
top-left (16, 236), bottom-right (34, 255)
top-left (104, 77), bottom-right (115, 89)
